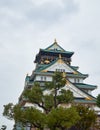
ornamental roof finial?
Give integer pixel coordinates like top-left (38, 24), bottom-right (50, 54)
top-left (59, 54), bottom-right (62, 59)
top-left (26, 73), bottom-right (28, 76)
top-left (54, 38), bottom-right (57, 44)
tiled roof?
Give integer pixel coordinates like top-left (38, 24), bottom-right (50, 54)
top-left (45, 41), bottom-right (73, 53)
top-left (35, 59), bottom-right (58, 72)
top-left (66, 73), bottom-right (88, 78)
top-left (73, 83), bottom-right (97, 90)
top-left (74, 98), bottom-right (96, 104)
top-left (71, 66), bottom-right (79, 70)
top-left (34, 58), bottom-right (88, 79)
top-left (40, 49), bottom-right (74, 55)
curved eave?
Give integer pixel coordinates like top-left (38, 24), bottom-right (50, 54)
top-left (74, 99), bottom-right (96, 104)
top-left (74, 83), bottom-right (97, 90)
top-left (66, 73), bottom-right (88, 79)
top-left (34, 58), bottom-right (58, 72)
top-left (33, 71), bottom-right (88, 79)
top-left (34, 71), bottom-right (54, 76)
top-left (68, 79), bottom-right (96, 100)
top-left (40, 49), bottom-right (74, 56)
top-left (71, 66), bottom-right (79, 70)
top-left (34, 49), bottom-right (74, 63)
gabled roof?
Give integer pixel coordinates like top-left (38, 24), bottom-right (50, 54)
top-left (45, 40), bottom-right (74, 55)
top-left (40, 49), bottom-right (74, 55)
top-left (45, 40), bottom-right (66, 51)
top-left (66, 80), bottom-right (96, 101)
top-left (34, 41), bottom-right (74, 63)
top-left (34, 57), bottom-right (88, 79)
top-left (71, 66), bottom-right (79, 70)
top-left (73, 83), bottom-right (97, 90)
top-left (74, 98), bottom-right (96, 104)
top-left (35, 59), bottom-right (58, 72)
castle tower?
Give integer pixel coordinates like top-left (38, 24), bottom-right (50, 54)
top-left (18, 40), bottom-right (99, 129)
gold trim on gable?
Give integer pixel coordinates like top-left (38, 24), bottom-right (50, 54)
top-left (85, 97), bottom-right (92, 100)
top-left (73, 71), bottom-right (78, 74)
top-left (57, 59), bottom-right (64, 64)
top-left (66, 80), bottom-right (69, 85)
top-left (59, 54), bottom-right (62, 59)
top-left (41, 70), bottom-right (47, 72)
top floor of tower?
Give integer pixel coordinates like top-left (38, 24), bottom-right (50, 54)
top-left (34, 39), bottom-right (74, 65)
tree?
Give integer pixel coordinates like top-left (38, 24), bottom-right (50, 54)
top-left (3, 103), bottom-right (13, 120)
top-left (0, 125), bottom-right (7, 130)
top-left (96, 94), bottom-right (100, 108)
top-left (47, 107), bottom-right (80, 130)
top-left (3, 72), bottom-right (77, 130)
top-left (23, 72), bottom-right (74, 113)
top-left (3, 72), bottom-right (97, 130)
top-left (74, 105), bottom-right (97, 130)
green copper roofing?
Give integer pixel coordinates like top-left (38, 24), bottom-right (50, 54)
top-left (68, 79), bottom-right (96, 99)
top-left (66, 73), bottom-right (88, 78)
top-left (74, 83), bottom-right (97, 90)
top-left (35, 58), bottom-right (58, 72)
top-left (71, 66), bottom-right (79, 70)
top-left (67, 63), bottom-right (88, 78)
top-left (74, 98), bottom-right (96, 104)
top-left (25, 75), bottom-right (30, 82)
top-left (40, 49), bottom-right (74, 55)
top-left (45, 41), bottom-right (65, 51)
top-left (44, 41), bottom-right (74, 55)
top-left (34, 58), bottom-right (88, 79)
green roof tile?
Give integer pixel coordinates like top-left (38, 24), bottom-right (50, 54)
top-left (74, 98), bottom-right (96, 104)
top-left (41, 49), bottom-right (74, 55)
top-left (73, 83), bottom-right (97, 90)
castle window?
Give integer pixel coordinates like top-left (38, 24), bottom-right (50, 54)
top-left (41, 76), bottom-right (46, 81)
top-left (44, 76), bottom-right (46, 81)
top-left (74, 78), bottom-right (76, 83)
top-left (74, 78), bottom-right (80, 83)
top-left (41, 76), bottom-right (43, 81)
top-left (77, 78), bottom-right (80, 83)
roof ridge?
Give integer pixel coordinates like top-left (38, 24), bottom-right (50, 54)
top-left (69, 80), bottom-right (96, 99)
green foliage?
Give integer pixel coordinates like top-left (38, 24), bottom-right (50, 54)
top-left (47, 107), bottom-right (80, 130)
top-left (45, 72), bottom-right (66, 90)
top-left (75, 105), bottom-right (97, 130)
top-left (96, 94), bottom-right (100, 108)
top-left (57, 89), bottom-right (74, 104)
top-left (3, 103), bottom-right (14, 120)
top-left (43, 94), bottom-right (54, 111)
top-left (3, 72), bottom-right (97, 130)
top-left (23, 72), bottom-right (73, 112)
top-left (14, 105), bottom-right (46, 129)
top-left (44, 72), bottom-right (73, 108)
top-left (23, 83), bottom-right (43, 104)
top-left (0, 125), bottom-right (7, 130)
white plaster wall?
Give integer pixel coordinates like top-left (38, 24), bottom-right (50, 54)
top-left (68, 78), bottom-right (74, 83)
top-left (35, 75), bottom-right (52, 81)
top-left (88, 90), bottom-right (92, 94)
top-left (47, 62), bottom-right (74, 73)
top-left (68, 78), bottom-right (83, 83)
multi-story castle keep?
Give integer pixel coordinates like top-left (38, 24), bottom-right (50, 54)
top-left (17, 40), bottom-right (99, 130)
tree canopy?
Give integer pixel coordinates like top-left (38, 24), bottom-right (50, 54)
top-left (96, 94), bottom-right (100, 108)
top-left (3, 72), bottom-right (97, 130)
top-left (74, 105), bottom-right (97, 130)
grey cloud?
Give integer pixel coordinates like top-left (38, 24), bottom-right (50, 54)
top-left (1, 1), bottom-right (100, 129)
top-left (26, 0), bottom-right (79, 24)
top-left (0, 0), bottom-right (79, 27)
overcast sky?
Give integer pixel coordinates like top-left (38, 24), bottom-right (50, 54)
top-left (0, 0), bottom-right (100, 129)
